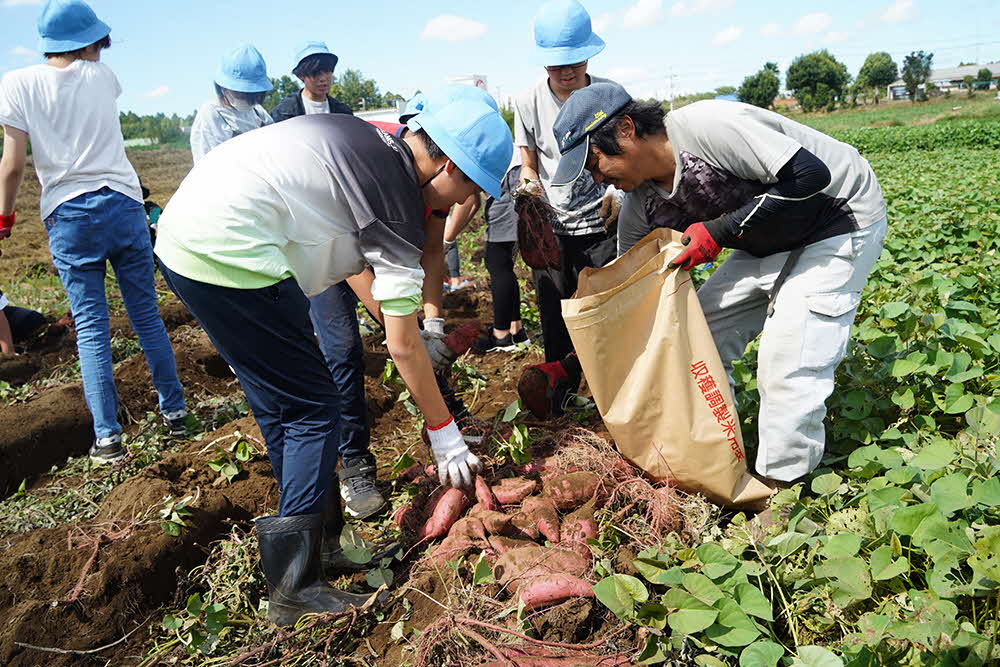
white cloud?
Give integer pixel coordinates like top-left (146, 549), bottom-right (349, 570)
top-left (712, 25), bottom-right (743, 46)
top-left (145, 85), bottom-right (169, 99)
top-left (420, 15), bottom-right (487, 42)
top-left (792, 12), bottom-right (833, 35)
top-left (2, 0), bottom-right (43, 6)
top-left (759, 22), bottom-right (781, 37)
top-left (10, 46), bottom-right (35, 58)
top-left (623, 0), bottom-right (662, 29)
top-left (607, 66), bottom-right (652, 82)
top-left (591, 11), bottom-right (614, 33)
top-left (825, 30), bottom-right (849, 44)
top-left (881, 0), bottom-right (914, 24)
top-left (668, 0), bottom-right (735, 17)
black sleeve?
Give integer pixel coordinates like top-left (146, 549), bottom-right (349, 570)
top-left (328, 97), bottom-right (355, 116)
top-left (702, 147), bottom-right (832, 247)
top-left (270, 96), bottom-right (296, 123)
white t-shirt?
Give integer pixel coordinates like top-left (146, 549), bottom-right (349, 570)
top-left (190, 100), bottom-right (273, 163)
top-left (513, 75), bottom-right (612, 236)
top-left (0, 61), bottom-right (142, 219)
top-left (302, 92), bottom-right (329, 115)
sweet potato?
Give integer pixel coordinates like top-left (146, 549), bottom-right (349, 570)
top-left (522, 496), bottom-right (560, 543)
top-left (448, 516), bottom-right (488, 541)
top-left (518, 574), bottom-right (594, 611)
top-left (492, 477), bottom-right (538, 505)
top-left (488, 535), bottom-right (536, 555)
top-left (469, 509), bottom-right (512, 535)
top-left (560, 498), bottom-right (597, 557)
top-left (418, 487), bottom-right (469, 541)
top-left (542, 472), bottom-right (600, 511)
top-left (391, 502), bottom-right (418, 531)
top-left (475, 475), bottom-right (500, 511)
top-left (493, 545), bottom-right (590, 586)
top-left (426, 535), bottom-right (474, 566)
top-left (505, 512), bottom-right (541, 541)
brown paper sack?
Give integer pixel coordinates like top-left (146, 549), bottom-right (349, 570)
top-left (561, 228), bottom-right (772, 507)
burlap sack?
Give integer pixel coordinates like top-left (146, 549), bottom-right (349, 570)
top-left (561, 228), bottom-right (771, 507)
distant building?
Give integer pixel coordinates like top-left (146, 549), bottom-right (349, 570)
top-left (888, 61), bottom-right (1000, 100)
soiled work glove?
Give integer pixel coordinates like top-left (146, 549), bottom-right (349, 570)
top-left (421, 328), bottom-right (454, 373)
top-left (423, 317), bottom-right (445, 336)
top-left (598, 190), bottom-right (622, 229)
top-left (425, 415), bottom-right (481, 488)
top-left (668, 222), bottom-right (722, 271)
top-left (514, 178), bottom-right (545, 199)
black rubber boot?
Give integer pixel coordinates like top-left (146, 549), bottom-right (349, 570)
top-left (256, 513), bottom-right (375, 626)
top-left (322, 483), bottom-right (398, 575)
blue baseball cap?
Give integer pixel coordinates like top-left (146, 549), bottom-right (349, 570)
top-left (215, 43), bottom-right (272, 94)
top-left (399, 83), bottom-right (499, 124)
top-left (534, 0), bottom-right (605, 66)
top-left (36, 0), bottom-right (111, 53)
top-left (551, 81), bottom-right (632, 187)
top-left (293, 40), bottom-right (338, 71)
top-left (407, 99), bottom-right (513, 200)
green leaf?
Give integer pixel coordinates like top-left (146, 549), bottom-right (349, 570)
top-left (637, 634), bottom-right (668, 664)
top-left (966, 406), bottom-right (1000, 439)
top-left (593, 574), bottom-right (648, 619)
top-left (633, 558), bottom-right (685, 586)
top-left (694, 657), bottom-right (726, 667)
top-left (705, 599), bottom-right (761, 647)
top-left (162, 614), bottom-right (183, 631)
top-left (366, 567), bottom-right (394, 589)
top-left (792, 646), bottom-right (844, 667)
top-left (890, 503), bottom-right (940, 536)
top-left (203, 604), bottom-right (228, 634)
top-left (663, 588), bottom-right (718, 634)
top-left (766, 531), bottom-right (808, 558)
top-left (889, 359), bottom-right (920, 377)
top-left (811, 472), bottom-right (843, 496)
top-left (161, 521), bottom-right (181, 537)
top-left (501, 399), bottom-right (522, 423)
top-left (819, 533), bottom-right (862, 558)
top-left (884, 466), bottom-right (920, 485)
top-left (972, 477), bottom-right (1000, 507)
top-left (881, 302), bottom-right (909, 318)
top-left (855, 612), bottom-right (891, 647)
top-left (869, 545), bottom-right (909, 581)
top-left (340, 526), bottom-right (373, 565)
top-left (866, 336), bottom-right (898, 358)
top-left (909, 441), bottom-right (957, 470)
top-left (186, 593), bottom-right (203, 618)
top-left (696, 543), bottom-right (740, 579)
top-left (734, 583), bottom-right (773, 622)
top-left (891, 388), bottom-right (915, 410)
top-left (472, 554), bottom-right (494, 586)
top-left (941, 383), bottom-right (974, 414)
top-left (391, 452), bottom-right (417, 476)
top-left (930, 473), bottom-right (971, 516)
top-left (740, 640), bottom-right (785, 667)
top-left (815, 556), bottom-right (872, 606)
top-left (682, 573), bottom-right (724, 606)
top-left (636, 602), bottom-right (668, 630)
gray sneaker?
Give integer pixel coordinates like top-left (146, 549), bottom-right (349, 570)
top-left (339, 456), bottom-right (386, 520)
top-left (90, 434), bottom-right (125, 464)
top-left (163, 409), bottom-right (189, 438)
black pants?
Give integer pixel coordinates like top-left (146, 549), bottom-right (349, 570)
top-left (484, 241), bottom-right (520, 330)
top-left (532, 230), bottom-right (618, 362)
top-left (161, 266), bottom-right (339, 517)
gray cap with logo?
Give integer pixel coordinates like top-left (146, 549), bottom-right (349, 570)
top-left (551, 81), bottom-right (633, 187)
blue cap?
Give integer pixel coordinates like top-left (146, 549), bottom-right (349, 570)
top-left (551, 81), bottom-right (632, 187)
top-left (399, 83), bottom-right (499, 124)
top-left (36, 0), bottom-right (111, 53)
top-left (293, 40), bottom-right (338, 71)
top-left (534, 0), bottom-right (605, 66)
top-left (407, 99), bottom-right (513, 200)
top-left (215, 43), bottom-right (272, 94)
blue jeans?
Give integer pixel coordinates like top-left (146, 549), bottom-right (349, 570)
top-left (161, 265), bottom-right (339, 517)
top-left (308, 282), bottom-right (371, 462)
top-left (45, 188), bottom-right (185, 439)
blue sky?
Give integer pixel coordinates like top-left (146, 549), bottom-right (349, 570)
top-left (2, 0), bottom-right (999, 115)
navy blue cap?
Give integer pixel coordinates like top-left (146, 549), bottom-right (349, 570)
top-left (551, 81), bottom-right (632, 186)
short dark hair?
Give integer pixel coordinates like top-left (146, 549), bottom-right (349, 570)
top-left (214, 83), bottom-right (266, 108)
top-left (590, 100), bottom-right (666, 155)
top-left (414, 129), bottom-right (471, 182)
top-left (292, 53), bottom-right (337, 79)
top-left (43, 34), bottom-right (111, 59)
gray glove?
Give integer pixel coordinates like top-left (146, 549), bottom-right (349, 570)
top-left (423, 317), bottom-right (445, 336)
top-left (421, 328), bottom-right (458, 373)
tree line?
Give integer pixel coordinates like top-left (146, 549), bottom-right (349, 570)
top-left (736, 50), bottom-right (994, 112)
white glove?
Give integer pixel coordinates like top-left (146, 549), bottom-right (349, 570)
top-left (426, 416), bottom-right (481, 488)
top-left (423, 317), bottom-right (445, 336)
top-left (515, 178), bottom-right (545, 198)
top-left (420, 328), bottom-right (456, 373)
top-left (599, 187), bottom-right (623, 228)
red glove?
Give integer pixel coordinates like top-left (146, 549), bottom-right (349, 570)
top-left (668, 222), bottom-right (721, 271)
top-left (0, 212), bottom-right (14, 240)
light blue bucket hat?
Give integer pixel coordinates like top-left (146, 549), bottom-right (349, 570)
top-left (407, 98), bottom-right (513, 200)
top-left (399, 83), bottom-right (498, 124)
top-left (36, 0), bottom-right (111, 53)
top-left (534, 0), bottom-right (605, 66)
top-left (293, 40), bottom-right (339, 71)
top-left (215, 43), bottom-right (273, 94)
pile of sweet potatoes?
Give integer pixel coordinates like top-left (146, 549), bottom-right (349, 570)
top-left (395, 463), bottom-right (604, 612)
